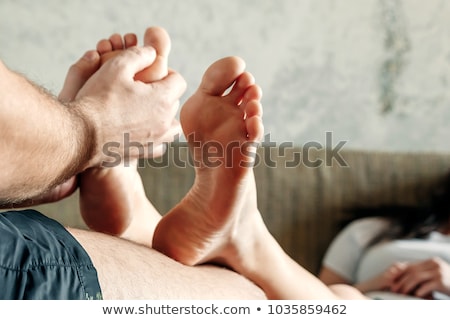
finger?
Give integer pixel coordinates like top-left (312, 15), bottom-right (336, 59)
top-left (110, 46), bottom-right (157, 80)
top-left (396, 271), bottom-right (432, 294)
top-left (144, 120), bottom-right (181, 159)
top-left (157, 119), bottom-right (182, 144)
top-left (153, 69), bottom-right (187, 102)
top-left (415, 280), bottom-right (439, 298)
top-left (422, 258), bottom-right (444, 271)
top-left (389, 264), bottom-right (408, 282)
top-left (392, 261), bottom-right (409, 271)
top-left (409, 259), bottom-right (439, 272)
top-left (391, 271), bottom-right (414, 293)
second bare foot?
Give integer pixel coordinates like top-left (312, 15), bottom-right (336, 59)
top-left (153, 57), bottom-right (267, 273)
top-left (79, 30), bottom-right (171, 246)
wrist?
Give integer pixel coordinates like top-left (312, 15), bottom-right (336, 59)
top-left (66, 98), bottom-right (99, 170)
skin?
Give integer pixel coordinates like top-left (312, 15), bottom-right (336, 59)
top-left (0, 31), bottom-right (186, 206)
top-left (320, 254), bottom-right (450, 299)
top-left (151, 56), bottom-right (365, 300)
top-left (58, 29), bottom-right (266, 300)
top-left (391, 258), bottom-right (450, 298)
top-left (2, 25), bottom-right (366, 300)
top-left (79, 27), bottom-right (171, 246)
top-left (73, 30), bottom-right (365, 299)
top-left (68, 227), bottom-right (266, 299)
top-left (320, 263), bottom-right (408, 294)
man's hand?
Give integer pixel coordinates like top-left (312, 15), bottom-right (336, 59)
top-left (72, 45), bottom-right (186, 169)
top-left (0, 32), bottom-right (185, 205)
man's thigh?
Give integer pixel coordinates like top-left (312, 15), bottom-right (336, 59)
top-left (69, 228), bottom-right (266, 299)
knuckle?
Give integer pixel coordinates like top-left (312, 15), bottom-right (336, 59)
top-left (430, 257), bottom-right (441, 266)
top-left (126, 46), bottom-right (143, 56)
top-left (159, 120), bottom-right (172, 133)
top-left (106, 47), bottom-right (144, 69)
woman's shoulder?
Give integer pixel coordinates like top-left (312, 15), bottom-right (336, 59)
top-left (345, 216), bottom-right (391, 231)
top-left (339, 217), bottom-right (391, 243)
top-left (349, 216), bottom-right (391, 227)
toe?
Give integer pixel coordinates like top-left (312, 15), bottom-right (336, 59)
top-left (109, 33), bottom-right (125, 50)
top-left (243, 95), bottom-right (263, 118)
top-left (59, 50), bottom-right (100, 102)
top-left (240, 85), bottom-right (262, 111)
top-left (225, 72), bottom-right (255, 105)
top-left (124, 33), bottom-right (138, 48)
top-left (97, 39), bottom-right (113, 54)
top-left (245, 101), bottom-right (264, 142)
top-left (136, 26), bottom-right (171, 82)
top-left (143, 26), bottom-right (171, 57)
top-left (241, 86), bottom-right (263, 141)
top-left (199, 56), bottom-right (246, 96)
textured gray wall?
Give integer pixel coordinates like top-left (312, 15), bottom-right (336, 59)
top-left (1, 0), bottom-right (449, 152)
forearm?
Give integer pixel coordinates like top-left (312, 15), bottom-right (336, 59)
top-left (0, 45), bottom-right (186, 204)
top-left (0, 61), bottom-right (94, 203)
top-left (352, 271), bottom-right (396, 294)
top-left (319, 266), bottom-right (383, 295)
top-left (354, 278), bottom-right (384, 293)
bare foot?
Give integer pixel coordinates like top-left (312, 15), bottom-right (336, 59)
top-left (59, 50), bottom-right (101, 103)
top-left (99, 27), bottom-right (170, 82)
top-left (152, 56), bottom-right (267, 273)
top-left (151, 57), bottom-right (359, 300)
top-left (79, 29), bottom-right (171, 246)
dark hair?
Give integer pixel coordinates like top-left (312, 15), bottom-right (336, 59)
top-left (347, 172), bottom-right (450, 245)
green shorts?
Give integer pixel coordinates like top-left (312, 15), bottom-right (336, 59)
top-left (0, 209), bottom-right (102, 299)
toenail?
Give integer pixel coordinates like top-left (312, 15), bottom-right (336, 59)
top-left (82, 51), bottom-right (98, 62)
